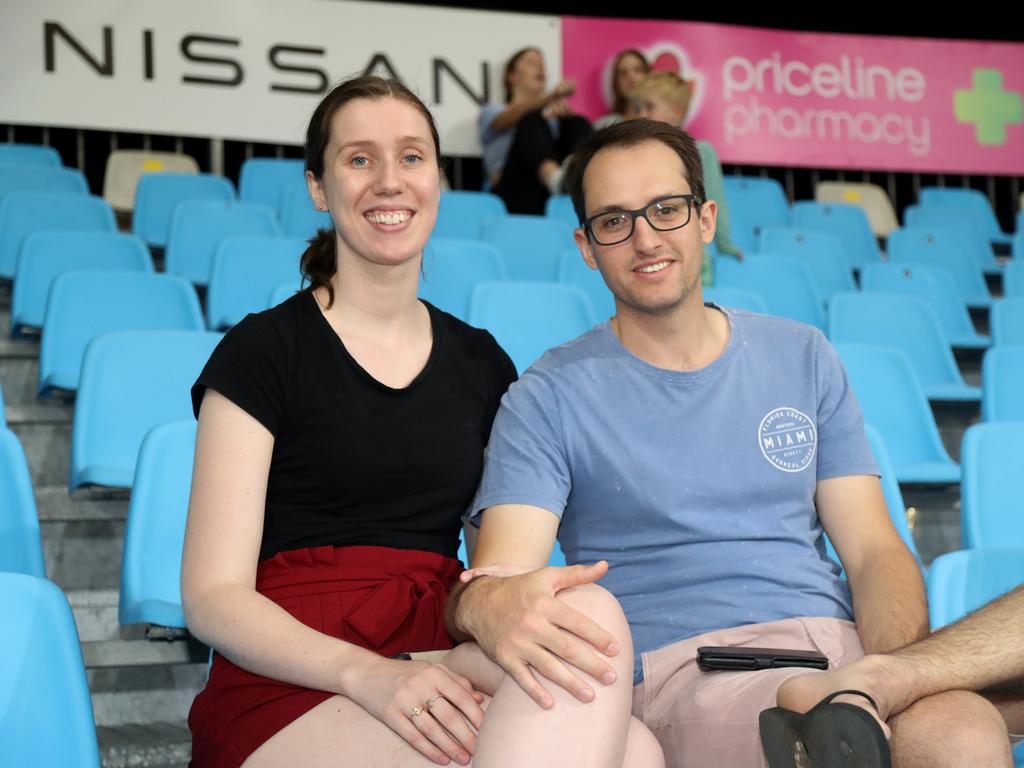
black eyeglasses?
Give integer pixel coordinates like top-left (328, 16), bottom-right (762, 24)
top-left (583, 194), bottom-right (702, 246)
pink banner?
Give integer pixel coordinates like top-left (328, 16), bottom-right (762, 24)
top-left (562, 18), bottom-right (1024, 175)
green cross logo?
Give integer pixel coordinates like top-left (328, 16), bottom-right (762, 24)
top-left (954, 68), bottom-right (1022, 146)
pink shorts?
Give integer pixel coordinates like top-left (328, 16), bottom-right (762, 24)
top-left (631, 617), bottom-right (864, 768)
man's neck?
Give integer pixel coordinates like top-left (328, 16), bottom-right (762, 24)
top-left (610, 298), bottom-right (730, 373)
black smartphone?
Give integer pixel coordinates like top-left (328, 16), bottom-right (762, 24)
top-left (696, 646), bottom-right (829, 671)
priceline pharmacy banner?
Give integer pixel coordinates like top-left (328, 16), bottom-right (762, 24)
top-left (562, 17), bottom-right (1024, 175)
top-left (1, 0), bottom-right (1021, 174)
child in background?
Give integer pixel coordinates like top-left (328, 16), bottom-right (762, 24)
top-left (631, 72), bottom-right (743, 285)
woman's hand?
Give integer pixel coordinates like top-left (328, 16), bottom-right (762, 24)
top-left (549, 79), bottom-right (576, 100)
top-left (348, 655), bottom-right (486, 766)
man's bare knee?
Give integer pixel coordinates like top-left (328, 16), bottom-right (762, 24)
top-left (891, 690), bottom-right (1012, 768)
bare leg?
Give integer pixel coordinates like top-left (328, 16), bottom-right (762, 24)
top-left (246, 584), bottom-right (663, 768)
top-left (775, 586), bottom-right (1024, 767)
top-left (778, 586), bottom-right (1024, 721)
top-left (471, 583), bottom-right (660, 767)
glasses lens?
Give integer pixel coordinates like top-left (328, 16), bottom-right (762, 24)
top-left (646, 196), bottom-right (691, 230)
top-left (591, 211), bottom-right (633, 245)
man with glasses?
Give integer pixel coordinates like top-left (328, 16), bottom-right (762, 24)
top-left (446, 119), bottom-right (1011, 767)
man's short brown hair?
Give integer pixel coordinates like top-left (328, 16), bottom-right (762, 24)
top-left (565, 119), bottom-right (706, 228)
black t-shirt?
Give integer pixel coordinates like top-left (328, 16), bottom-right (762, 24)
top-left (191, 291), bottom-right (517, 561)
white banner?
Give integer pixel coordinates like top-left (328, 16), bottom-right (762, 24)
top-left (0, 0), bottom-right (562, 156)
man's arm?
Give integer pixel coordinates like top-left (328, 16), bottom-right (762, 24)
top-left (816, 474), bottom-right (928, 653)
top-left (445, 503), bottom-right (622, 709)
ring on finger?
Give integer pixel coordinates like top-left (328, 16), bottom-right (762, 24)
top-left (410, 706), bottom-right (424, 718)
top-left (425, 695), bottom-right (441, 710)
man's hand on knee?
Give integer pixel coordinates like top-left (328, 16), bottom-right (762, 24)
top-left (454, 561), bottom-right (621, 709)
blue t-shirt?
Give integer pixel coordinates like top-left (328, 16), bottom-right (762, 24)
top-left (471, 307), bottom-right (878, 680)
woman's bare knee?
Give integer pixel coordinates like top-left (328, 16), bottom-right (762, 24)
top-left (623, 717), bottom-right (665, 768)
top-left (557, 583), bottom-right (632, 655)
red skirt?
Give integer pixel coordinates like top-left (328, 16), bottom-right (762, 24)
top-left (188, 545), bottom-right (463, 767)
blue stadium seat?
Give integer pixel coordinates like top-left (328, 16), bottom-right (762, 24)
top-left (0, 572), bottom-right (100, 767)
top-left (120, 420), bottom-right (197, 628)
top-left (69, 330), bottom-right (222, 490)
top-left (723, 176), bottom-right (790, 248)
top-left (0, 143), bottom-right (62, 167)
top-left (0, 428), bottom-right (46, 577)
top-left (434, 191), bottom-right (507, 240)
top-left (982, 346), bottom-right (1024, 422)
top-left (279, 181), bottom-right (333, 239)
top-left (702, 287), bottom-right (769, 314)
top-left (759, 227), bottom-right (855, 299)
top-left (482, 215), bottom-right (575, 281)
top-left (791, 201), bottom-right (880, 270)
top-left (715, 255), bottom-right (826, 332)
top-left (269, 281), bottom-right (301, 308)
top-left (886, 228), bottom-right (993, 309)
top-left (927, 548), bottom-right (1024, 629)
top-left (38, 272), bottom-right (204, 397)
top-left (11, 232), bottom-right (153, 336)
top-left (0, 192), bottom-right (116, 279)
top-left (835, 344), bottom-right (959, 484)
top-left (132, 173), bottom-right (235, 248)
top-left (1005, 260), bottom-right (1024, 296)
top-left (830, 292), bottom-right (979, 402)
top-left (469, 282), bottom-right (596, 374)
top-left (0, 166), bottom-right (88, 200)
top-left (545, 194), bottom-right (578, 225)
top-left (239, 157), bottom-right (305, 211)
top-left (961, 423), bottom-right (1024, 549)
top-left (206, 237), bottom-right (306, 329)
top-left (860, 263), bottom-right (989, 350)
top-left (824, 423), bottom-right (923, 573)
top-left (165, 200), bottom-right (280, 285)
top-left (418, 239), bottom-right (508, 321)
top-left (920, 187), bottom-right (1013, 246)
top-left (991, 297), bottom-right (1024, 346)
top-left (558, 249), bottom-right (615, 322)
top-left (905, 204), bottom-right (1001, 275)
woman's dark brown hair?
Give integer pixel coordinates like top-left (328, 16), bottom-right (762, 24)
top-left (301, 76), bottom-right (442, 308)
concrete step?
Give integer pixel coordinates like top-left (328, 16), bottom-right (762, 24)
top-left (70, 589), bottom-right (126, 642)
top-left (37, 485), bottom-right (129, 522)
top-left (43, 518), bottom-right (125, 590)
top-left (67, 591), bottom-right (209, 729)
top-left (97, 722), bottom-right (191, 768)
top-left (87, 653), bottom-right (208, 728)
top-left (84, 638), bottom-right (208, 669)
top-left (0, 338), bottom-right (41, 406)
top-left (932, 401), bottom-right (980, 464)
top-left (953, 347), bottom-right (984, 388)
top-left (5, 403), bottom-right (73, 486)
top-left (903, 485), bottom-right (962, 566)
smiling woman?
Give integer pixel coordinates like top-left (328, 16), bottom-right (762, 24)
top-left (179, 75), bottom-right (661, 768)
top-left (179, 76), bottom-right (521, 767)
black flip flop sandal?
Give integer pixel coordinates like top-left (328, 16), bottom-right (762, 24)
top-left (759, 688), bottom-right (891, 768)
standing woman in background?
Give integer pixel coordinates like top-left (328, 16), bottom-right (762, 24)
top-left (181, 75), bottom-right (661, 768)
top-left (593, 49), bottom-right (650, 130)
top-left (479, 47), bottom-right (592, 214)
